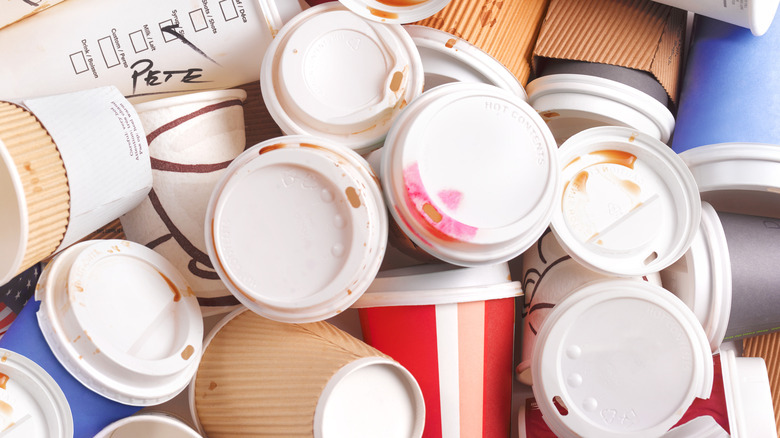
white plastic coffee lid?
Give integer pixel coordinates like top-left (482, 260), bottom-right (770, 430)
top-left (551, 126), bottom-right (701, 277)
top-left (338, 0), bottom-right (449, 24)
top-left (314, 357), bottom-right (425, 438)
top-left (660, 202), bottom-right (732, 352)
top-left (352, 262), bottom-right (520, 307)
top-left (36, 240), bottom-right (204, 405)
top-left (662, 416), bottom-right (729, 438)
top-left (382, 82), bottom-right (559, 266)
top-left (403, 25), bottom-right (526, 98)
top-left (0, 139), bottom-right (29, 285)
top-left (532, 279), bottom-right (714, 438)
top-left (205, 136), bottom-right (388, 323)
top-left (132, 89), bottom-right (247, 114)
top-left (680, 143), bottom-right (780, 218)
top-left (94, 413), bottom-right (201, 438)
top-left (0, 349), bottom-right (73, 437)
top-left (526, 74), bottom-right (675, 145)
top-left (261, 3), bottom-right (424, 154)
top-left (719, 342), bottom-right (777, 438)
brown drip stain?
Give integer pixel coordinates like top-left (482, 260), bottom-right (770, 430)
top-left (347, 289), bottom-right (353, 295)
top-left (181, 345), bottom-right (195, 360)
top-left (23, 162), bottom-right (32, 172)
top-left (74, 282), bottom-right (84, 292)
top-left (367, 6), bottom-right (399, 19)
top-left (541, 111), bottom-right (560, 118)
top-left (186, 286), bottom-right (195, 297)
top-left (597, 240), bottom-right (604, 245)
top-left (351, 124), bottom-right (377, 135)
top-left (0, 400), bottom-right (11, 417)
top-left (620, 179), bottom-right (641, 196)
top-left (258, 143), bottom-right (287, 155)
top-left (376, 0), bottom-right (427, 6)
top-left (73, 335), bottom-right (81, 343)
top-left (158, 271), bottom-right (181, 302)
top-left (346, 187), bottom-right (361, 208)
top-left (1, 355), bottom-right (7, 363)
top-left (209, 381), bottom-right (218, 390)
top-left (94, 348), bottom-right (101, 355)
top-left (588, 150), bottom-right (637, 169)
top-left (629, 134), bottom-right (637, 142)
top-left (399, 99), bottom-right (408, 109)
top-left (422, 203), bottom-right (443, 223)
top-left (571, 171), bottom-right (589, 191)
top-left (445, 38), bottom-right (456, 49)
top-left (0, 373), bottom-right (9, 390)
top-left (389, 71), bottom-right (404, 92)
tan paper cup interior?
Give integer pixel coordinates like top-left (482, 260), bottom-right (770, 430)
top-left (0, 102), bottom-right (69, 282)
top-left (193, 310), bottom-right (393, 436)
top-left (413, 0), bottom-right (549, 85)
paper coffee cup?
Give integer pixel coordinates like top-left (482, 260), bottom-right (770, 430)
top-left (190, 308), bottom-right (425, 437)
top-left (0, 86), bottom-right (153, 285)
top-left (673, 16), bottom-right (780, 152)
top-left (354, 262), bottom-right (520, 438)
top-left (261, 2), bottom-right (424, 154)
top-left (0, 0), bottom-right (305, 102)
top-left (205, 135), bottom-right (388, 323)
top-left (517, 229), bottom-right (662, 386)
top-left (94, 413), bottom-right (201, 438)
top-left (414, 0), bottom-right (549, 85)
top-left (531, 279), bottom-right (714, 438)
top-left (381, 82), bottom-right (559, 266)
top-left (121, 89), bottom-right (248, 315)
top-left (35, 239), bottom-right (204, 406)
top-left (550, 126), bottom-right (701, 277)
top-left (651, 0), bottom-right (780, 36)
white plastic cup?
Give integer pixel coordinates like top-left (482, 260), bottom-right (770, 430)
top-left (261, 2), bottom-right (424, 154)
top-left (35, 239), bottom-right (204, 406)
top-left (94, 413), bottom-right (201, 438)
top-left (551, 126), bottom-right (701, 277)
top-left (381, 82), bottom-right (559, 267)
top-left (650, 0), bottom-right (780, 36)
top-left (121, 89), bottom-right (248, 315)
top-left (517, 229), bottom-right (662, 386)
top-left (531, 279), bottom-right (714, 438)
top-left (0, 0), bottom-right (305, 102)
top-left (205, 135), bottom-right (388, 323)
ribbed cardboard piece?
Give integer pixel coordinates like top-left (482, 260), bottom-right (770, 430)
top-left (0, 102), bottom-right (69, 274)
top-left (743, 334), bottom-right (780, 435)
top-left (194, 311), bottom-right (391, 437)
top-left (532, 0), bottom-right (686, 103)
top-left (413, 0), bottom-right (550, 85)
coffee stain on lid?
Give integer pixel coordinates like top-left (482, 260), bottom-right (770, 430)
top-left (0, 355), bottom-right (7, 363)
top-left (367, 6), bottom-right (398, 19)
top-left (0, 400), bottom-right (11, 417)
top-left (346, 187), bottom-right (361, 208)
top-left (376, 0), bottom-right (427, 6)
top-left (258, 143), bottom-right (287, 155)
top-left (445, 38), bottom-right (457, 49)
top-left (157, 271), bottom-right (181, 302)
top-left (389, 71), bottom-right (404, 92)
top-left (0, 373), bottom-right (8, 390)
top-left (181, 345), bottom-right (195, 360)
top-left (422, 203), bottom-right (443, 223)
top-left (620, 179), bottom-right (641, 197)
top-left (541, 112), bottom-right (560, 118)
top-left (590, 150), bottom-right (637, 169)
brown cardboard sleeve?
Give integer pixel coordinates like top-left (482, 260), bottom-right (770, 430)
top-left (532, 0), bottom-right (686, 103)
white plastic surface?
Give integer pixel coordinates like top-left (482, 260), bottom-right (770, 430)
top-left (261, 3), bottom-right (424, 154)
top-left (205, 136), bottom-right (388, 323)
top-left (382, 82), bottom-right (559, 266)
top-left (680, 143), bottom-right (780, 218)
top-left (649, 0), bottom-right (780, 36)
top-left (403, 25), bottom-right (526, 98)
top-left (719, 343), bottom-right (777, 438)
top-left (94, 413), bottom-right (201, 438)
top-left (526, 74), bottom-right (675, 145)
top-left (353, 262), bottom-right (520, 307)
top-left (314, 357), bottom-right (425, 438)
top-left (0, 139), bottom-right (28, 285)
top-left (662, 416), bottom-right (729, 438)
top-left (532, 279), bottom-right (714, 438)
top-left (660, 202), bottom-right (732, 352)
top-left (338, 0), bottom-right (450, 24)
top-left (36, 240), bottom-right (204, 405)
top-left (0, 349), bottom-right (72, 438)
top-left (551, 126), bottom-right (701, 277)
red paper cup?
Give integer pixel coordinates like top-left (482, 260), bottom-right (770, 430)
top-left (354, 262), bottom-right (521, 438)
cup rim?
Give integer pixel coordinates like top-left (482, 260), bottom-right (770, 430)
top-left (0, 139), bottom-right (29, 285)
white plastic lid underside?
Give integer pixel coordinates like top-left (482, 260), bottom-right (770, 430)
top-left (720, 345), bottom-right (777, 438)
top-left (0, 140), bottom-right (29, 285)
top-left (532, 280), bottom-right (712, 438)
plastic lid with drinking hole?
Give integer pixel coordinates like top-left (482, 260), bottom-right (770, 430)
top-left (381, 82), bottom-right (559, 267)
top-left (36, 240), bottom-right (204, 406)
top-left (314, 357), bottom-right (425, 438)
top-left (402, 25), bottom-right (526, 98)
top-left (531, 279), bottom-right (714, 438)
top-left (0, 139), bottom-right (29, 286)
top-left (260, 3), bottom-right (424, 155)
top-left (0, 349), bottom-right (73, 437)
top-left (719, 342), bottom-right (777, 438)
top-left (94, 413), bottom-right (201, 438)
top-left (550, 126), bottom-right (701, 277)
top-left (338, 0), bottom-right (449, 24)
top-left (660, 202), bottom-right (732, 352)
top-left (525, 74), bottom-right (675, 145)
top-left (352, 262), bottom-right (520, 308)
top-left (205, 136), bottom-right (388, 323)
top-left (679, 143), bottom-right (780, 218)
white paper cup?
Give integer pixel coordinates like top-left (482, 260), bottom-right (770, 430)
top-left (381, 82), bottom-right (559, 266)
top-left (36, 239), bottom-right (204, 406)
top-left (526, 73), bottom-right (675, 145)
top-left (403, 25), bottom-right (526, 97)
top-left (94, 413), bottom-right (201, 438)
top-left (261, 2), bottom-right (424, 154)
top-left (121, 89), bottom-right (248, 315)
top-left (551, 126), bottom-right (701, 277)
top-left (531, 279), bottom-right (714, 438)
top-left (0, 348), bottom-right (73, 437)
top-left (0, 0), bottom-right (66, 30)
top-left (205, 135), bottom-right (388, 323)
top-left (650, 0), bottom-right (780, 36)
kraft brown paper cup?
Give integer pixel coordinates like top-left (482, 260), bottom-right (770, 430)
top-left (0, 101), bottom-right (69, 281)
top-left (413, 0), bottom-right (550, 85)
top-left (192, 309), bottom-right (425, 437)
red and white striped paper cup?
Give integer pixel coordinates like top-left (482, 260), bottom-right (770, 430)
top-left (354, 262), bottom-right (521, 438)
